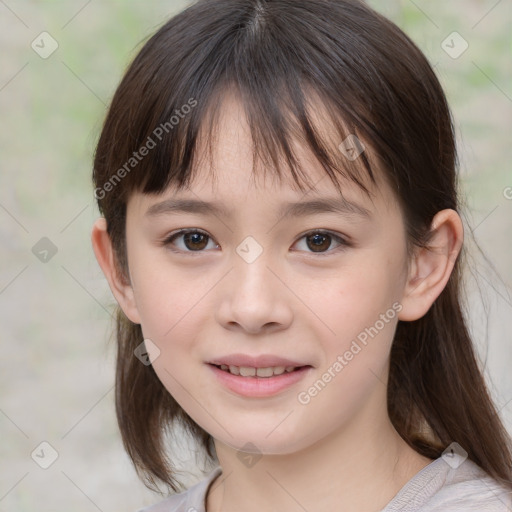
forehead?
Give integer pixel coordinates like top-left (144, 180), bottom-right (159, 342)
top-left (130, 164), bottom-right (399, 231)
top-left (129, 91), bottom-right (398, 217)
top-left (192, 91), bottom-right (373, 190)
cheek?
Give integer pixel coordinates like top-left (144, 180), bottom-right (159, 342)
top-left (128, 245), bottom-right (204, 339)
top-left (315, 256), bottom-right (402, 340)
top-left (300, 249), bottom-right (405, 400)
top-left (128, 248), bottom-right (218, 406)
top-left (294, 266), bottom-right (402, 436)
top-left (130, 258), bottom-right (208, 410)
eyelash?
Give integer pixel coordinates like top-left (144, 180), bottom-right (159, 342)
top-left (160, 228), bottom-right (351, 256)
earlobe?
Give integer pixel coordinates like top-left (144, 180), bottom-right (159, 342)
top-left (398, 209), bottom-right (464, 322)
top-left (91, 218), bottom-right (142, 324)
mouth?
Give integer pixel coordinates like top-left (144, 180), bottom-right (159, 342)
top-left (209, 363), bottom-right (311, 378)
top-left (207, 362), bottom-right (313, 397)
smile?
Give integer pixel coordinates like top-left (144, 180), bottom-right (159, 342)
top-left (213, 364), bottom-right (300, 378)
top-left (208, 363), bottom-right (312, 397)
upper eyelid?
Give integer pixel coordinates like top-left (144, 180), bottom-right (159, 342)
top-left (163, 227), bottom-right (346, 240)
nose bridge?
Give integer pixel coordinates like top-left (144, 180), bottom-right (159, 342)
top-left (216, 237), bottom-right (292, 333)
top-left (233, 238), bottom-right (276, 303)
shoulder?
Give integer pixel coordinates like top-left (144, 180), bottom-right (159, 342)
top-left (429, 459), bottom-right (512, 511)
top-left (383, 457), bottom-right (512, 511)
top-left (135, 466), bottom-right (223, 512)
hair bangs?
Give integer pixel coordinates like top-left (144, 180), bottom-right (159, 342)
top-left (106, 1), bottom-right (385, 205)
top-left (121, 76), bottom-right (380, 209)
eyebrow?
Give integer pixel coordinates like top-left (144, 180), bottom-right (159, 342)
top-left (145, 196), bottom-right (372, 220)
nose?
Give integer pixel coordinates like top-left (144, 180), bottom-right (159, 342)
top-left (215, 254), bottom-right (293, 335)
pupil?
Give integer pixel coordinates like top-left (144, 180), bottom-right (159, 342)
top-left (308, 233), bottom-right (329, 252)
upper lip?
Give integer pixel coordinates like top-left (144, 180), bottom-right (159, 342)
top-left (207, 353), bottom-right (311, 368)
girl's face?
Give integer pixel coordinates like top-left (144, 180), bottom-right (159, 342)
top-left (123, 94), bottom-right (411, 455)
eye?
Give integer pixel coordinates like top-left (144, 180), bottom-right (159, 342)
top-left (162, 228), bottom-right (350, 255)
top-left (293, 230), bottom-right (349, 255)
top-left (162, 229), bottom-right (218, 253)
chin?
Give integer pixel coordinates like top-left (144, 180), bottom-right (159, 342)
top-left (215, 428), bottom-right (314, 457)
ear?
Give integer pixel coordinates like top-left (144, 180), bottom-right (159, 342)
top-left (398, 209), bottom-right (463, 321)
top-left (91, 217), bottom-right (141, 324)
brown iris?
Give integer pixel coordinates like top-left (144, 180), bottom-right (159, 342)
top-left (306, 233), bottom-right (331, 252)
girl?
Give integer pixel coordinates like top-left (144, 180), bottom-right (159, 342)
top-left (91, 0), bottom-right (512, 510)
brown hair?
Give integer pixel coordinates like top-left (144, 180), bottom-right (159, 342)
top-left (92, 0), bottom-right (512, 494)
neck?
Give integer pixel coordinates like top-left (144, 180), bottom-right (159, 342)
top-left (206, 392), bottom-right (432, 512)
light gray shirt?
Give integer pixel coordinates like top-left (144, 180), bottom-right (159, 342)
top-left (137, 457), bottom-right (512, 511)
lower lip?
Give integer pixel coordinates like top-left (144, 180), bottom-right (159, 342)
top-left (207, 364), bottom-right (312, 397)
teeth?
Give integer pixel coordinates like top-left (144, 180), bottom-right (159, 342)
top-left (240, 366), bottom-right (256, 377)
top-left (218, 364), bottom-right (298, 377)
top-left (256, 367), bottom-right (276, 377)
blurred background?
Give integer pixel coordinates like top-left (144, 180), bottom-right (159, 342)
top-left (0, 1), bottom-right (511, 511)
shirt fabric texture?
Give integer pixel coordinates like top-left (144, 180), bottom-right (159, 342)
top-left (137, 457), bottom-right (512, 512)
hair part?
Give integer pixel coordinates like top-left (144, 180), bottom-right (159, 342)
top-left (93, 0), bottom-right (512, 493)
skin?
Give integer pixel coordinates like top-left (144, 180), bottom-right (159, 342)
top-left (92, 93), bottom-right (464, 512)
